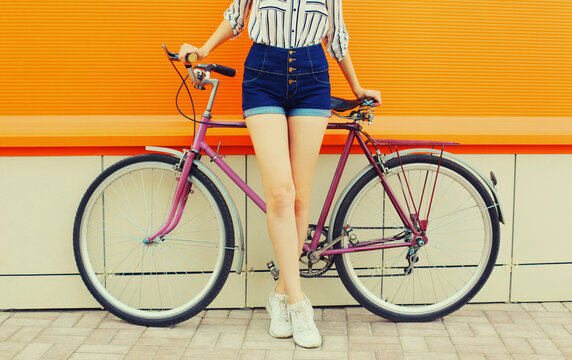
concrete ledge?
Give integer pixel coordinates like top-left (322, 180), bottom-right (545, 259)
top-left (1, 115), bottom-right (572, 156)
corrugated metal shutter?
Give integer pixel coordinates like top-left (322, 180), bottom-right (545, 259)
top-left (1, 0), bottom-right (571, 116)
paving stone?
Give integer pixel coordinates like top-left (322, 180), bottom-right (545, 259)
top-left (182, 348), bottom-right (239, 359)
top-left (68, 353), bottom-right (124, 360)
top-left (399, 336), bottom-right (429, 353)
top-left (189, 331), bottom-right (220, 348)
top-left (41, 327), bottom-right (93, 337)
top-left (425, 336), bottom-right (455, 353)
top-left (237, 349), bottom-right (266, 360)
top-left (321, 335), bottom-right (348, 351)
top-left (3, 318), bottom-right (53, 328)
top-left (0, 325), bottom-right (21, 341)
top-left (470, 322), bottom-right (499, 337)
top-left (12, 343), bottom-right (52, 360)
top-left (110, 329), bottom-right (145, 345)
top-left (451, 337), bottom-right (504, 346)
top-left (76, 344), bottom-right (131, 354)
top-left (484, 355), bottom-right (514, 360)
top-left (252, 310), bottom-right (270, 320)
top-left (538, 324), bottom-right (572, 341)
top-left (314, 321), bottom-right (347, 336)
top-left (204, 310), bottom-right (230, 318)
top-left (349, 340), bottom-right (401, 352)
top-left (123, 345), bottom-right (157, 360)
top-left (511, 355), bottom-right (566, 360)
top-left (216, 332), bottom-right (245, 349)
top-left (82, 328), bottom-right (118, 345)
top-left (375, 352), bottom-right (404, 360)
top-left (403, 354), bottom-right (458, 360)
top-left (444, 322), bottom-right (475, 337)
top-left (371, 322), bottom-right (398, 337)
top-left (348, 335), bottom-right (400, 345)
top-left (74, 313), bottom-right (106, 328)
top-left (0, 342), bottom-right (27, 360)
top-left (348, 321), bottom-right (372, 336)
top-left (0, 311), bottom-right (12, 325)
top-left (557, 346), bottom-right (572, 358)
top-left (528, 311), bottom-right (572, 325)
top-left (348, 351), bottom-right (375, 360)
top-left (485, 311), bottom-right (514, 324)
top-left (507, 311), bottom-right (536, 325)
top-left (39, 344), bottom-right (79, 360)
top-left (136, 336), bottom-right (190, 346)
top-left (9, 327), bottom-right (44, 342)
top-left (50, 313), bottom-right (83, 328)
top-left (152, 346), bottom-right (186, 360)
top-left (142, 327), bottom-right (193, 339)
top-left (466, 303), bottom-right (523, 312)
top-left (457, 355), bottom-right (486, 360)
top-left (454, 344), bottom-right (509, 354)
top-left (246, 319), bottom-right (271, 334)
top-left (265, 350), bottom-right (293, 360)
top-left (32, 334), bottom-right (88, 345)
top-left (502, 337), bottom-right (534, 354)
top-left (526, 338), bottom-right (563, 356)
top-left (494, 324), bottom-right (548, 339)
top-left (562, 303), bottom-right (572, 312)
top-left (229, 310), bottom-right (253, 319)
top-left (242, 340), bottom-right (295, 350)
top-left (520, 303), bottom-right (546, 312)
top-left (323, 308), bottom-right (346, 322)
top-left (292, 350), bottom-right (349, 360)
top-left (542, 303), bottom-right (569, 312)
top-left (397, 321), bottom-right (448, 337)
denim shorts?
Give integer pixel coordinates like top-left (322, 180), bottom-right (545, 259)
top-left (242, 42), bottom-right (332, 118)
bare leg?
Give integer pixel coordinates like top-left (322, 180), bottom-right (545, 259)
top-left (274, 116), bottom-right (329, 298)
top-left (245, 114), bottom-right (304, 303)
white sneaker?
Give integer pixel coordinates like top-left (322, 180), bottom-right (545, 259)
top-left (265, 289), bottom-right (293, 338)
top-left (288, 296), bottom-right (321, 348)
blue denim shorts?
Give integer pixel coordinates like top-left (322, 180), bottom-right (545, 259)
top-left (242, 42), bottom-right (332, 118)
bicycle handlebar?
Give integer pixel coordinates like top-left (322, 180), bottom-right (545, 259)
top-left (162, 45), bottom-right (236, 80)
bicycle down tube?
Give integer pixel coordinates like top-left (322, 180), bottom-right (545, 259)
top-left (148, 116), bottom-right (428, 255)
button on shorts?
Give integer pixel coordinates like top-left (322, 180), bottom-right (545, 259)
top-left (242, 42), bottom-right (332, 118)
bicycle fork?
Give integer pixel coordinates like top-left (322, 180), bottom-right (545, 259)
top-left (144, 150), bottom-right (197, 243)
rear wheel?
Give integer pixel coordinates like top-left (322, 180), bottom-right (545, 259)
top-left (332, 154), bottom-right (499, 321)
top-left (73, 154), bottom-right (234, 326)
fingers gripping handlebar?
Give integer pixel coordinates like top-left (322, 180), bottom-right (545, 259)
top-left (162, 45), bottom-right (236, 85)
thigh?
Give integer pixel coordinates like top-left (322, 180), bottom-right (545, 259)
top-left (245, 113), bottom-right (293, 191)
top-left (287, 116), bottom-right (329, 196)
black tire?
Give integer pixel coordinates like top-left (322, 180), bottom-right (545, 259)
top-left (332, 154), bottom-right (500, 322)
top-left (73, 154), bottom-right (234, 326)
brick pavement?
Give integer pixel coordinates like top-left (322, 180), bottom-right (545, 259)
top-left (0, 303), bottom-right (571, 359)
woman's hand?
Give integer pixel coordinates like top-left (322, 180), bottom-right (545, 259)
top-left (178, 43), bottom-right (207, 65)
top-left (353, 87), bottom-right (382, 107)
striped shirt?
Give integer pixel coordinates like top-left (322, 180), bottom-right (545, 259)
top-left (224, 0), bottom-right (350, 62)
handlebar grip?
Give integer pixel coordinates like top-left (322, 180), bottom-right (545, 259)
top-left (212, 64), bottom-right (236, 78)
top-left (186, 53), bottom-right (198, 63)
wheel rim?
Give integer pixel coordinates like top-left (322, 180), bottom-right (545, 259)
top-left (339, 162), bottom-right (494, 316)
top-left (78, 161), bottom-right (228, 320)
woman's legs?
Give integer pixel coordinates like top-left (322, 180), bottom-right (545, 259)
top-left (245, 113), bottom-right (304, 304)
top-left (274, 115), bottom-right (329, 297)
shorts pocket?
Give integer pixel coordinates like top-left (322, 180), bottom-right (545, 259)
top-left (312, 70), bottom-right (330, 85)
top-left (243, 67), bottom-right (262, 83)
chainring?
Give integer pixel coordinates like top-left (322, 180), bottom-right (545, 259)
top-left (299, 224), bottom-right (335, 278)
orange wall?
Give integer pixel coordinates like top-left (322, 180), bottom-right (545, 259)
top-left (1, 0), bottom-right (571, 116)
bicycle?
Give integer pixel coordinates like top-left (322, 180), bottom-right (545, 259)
top-left (73, 45), bottom-right (504, 327)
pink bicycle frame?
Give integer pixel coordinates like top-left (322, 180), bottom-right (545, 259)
top-left (146, 109), bottom-right (458, 257)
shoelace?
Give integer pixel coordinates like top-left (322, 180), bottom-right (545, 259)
top-left (272, 293), bottom-right (290, 322)
top-left (290, 305), bottom-right (314, 332)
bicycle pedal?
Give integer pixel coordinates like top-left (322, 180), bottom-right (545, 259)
top-left (266, 260), bottom-right (279, 281)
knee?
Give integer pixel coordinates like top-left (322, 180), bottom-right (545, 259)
top-left (266, 183), bottom-right (296, 213)
top-left (294, 193), bottom-right (311, 214)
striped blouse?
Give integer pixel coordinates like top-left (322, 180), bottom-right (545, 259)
top-left (224, 0), bottom-right (350, 62)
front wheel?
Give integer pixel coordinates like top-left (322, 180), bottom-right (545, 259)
top-left (73, 154), bottom-right (234, 327)
top-left (332, 154), bottom-right (500, 322)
